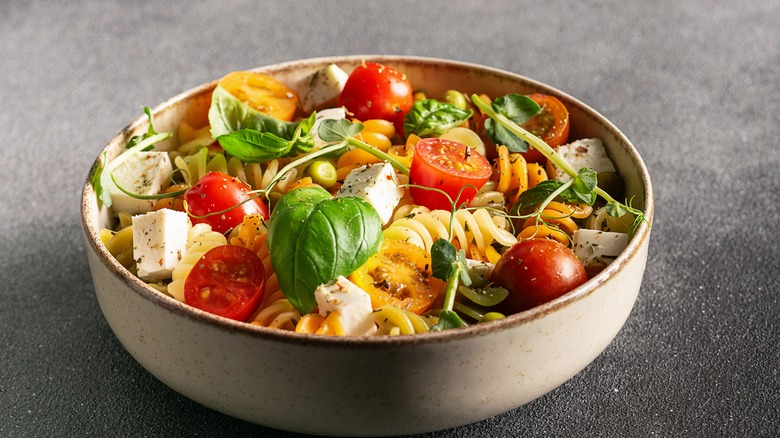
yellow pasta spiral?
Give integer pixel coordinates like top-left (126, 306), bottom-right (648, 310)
top-left (373, 305), bottom-right (438, 335)
top-left (384, 206), bottom-right (516, 264)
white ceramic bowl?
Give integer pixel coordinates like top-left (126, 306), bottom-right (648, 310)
top-left (81, 55), bottom-right (653, 436)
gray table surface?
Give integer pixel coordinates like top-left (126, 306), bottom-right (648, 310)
top-left (2, 0), bottom-right (778, 436)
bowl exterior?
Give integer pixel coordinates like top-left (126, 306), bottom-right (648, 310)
top-left (82, 56), bottom-right (653, 436)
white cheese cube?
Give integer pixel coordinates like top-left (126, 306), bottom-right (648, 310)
top-left (315, 276), bottom-right (377, 336)
top-left (550, 138), bottom-right (616, 182)
top-left (132, 209), bottom-right (191, 282)
top-left (311, 107), bottom-right (347, 149)
top-left (465, 259), bottom-right (494, 288)
top-left (109, 151), bottom-right (173, 215)
top-left (337, 163), bottom-right (403, 225)
top-left (298, 64), bottom-right (349, 112)
top-left (572, 228), bottom-right (629, 265)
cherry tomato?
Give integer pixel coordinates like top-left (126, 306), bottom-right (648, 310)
top-left (349, 239), bottom-right (445, 314)
top-left (475, 94), bottom-right (570, 163)
top-left (339, 62), bottom-right (413, 134)
top-left (184, 172), bottom-right (269, 234)
top-left (409, 138), bottom-right (492, 211)
top-left (218, 71), bottom-right (299, 121)
top-left (491, 238), bottom-right (587, 314)
top-left (184, 245), bottom-right (266, 321)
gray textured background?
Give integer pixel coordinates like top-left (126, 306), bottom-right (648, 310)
top-left (1, 0), bottom-right (778, 436)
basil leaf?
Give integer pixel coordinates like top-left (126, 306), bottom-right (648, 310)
top-left (318, 118), bottom-right (364, 142)
top-left (209, 85), bottom-right (299, 139)
top-left (216, 129), bottom-right (293, 162)
top-left (266, 187), bottom-right (383, 314)
top-left (431, 309), bottom-right (465, 332)
top-left (606, 200), bottom-right (628, 218)
top-left (511, 179), bottom-right (565, 214)
top-left (431, 238), bottom-right (457, 281)
top-left (567, 168), bottom-right (598, 205)
top-left (403, 99), bottom-right (473, 138)
top-left (484, 94), bottom-right (541, 153)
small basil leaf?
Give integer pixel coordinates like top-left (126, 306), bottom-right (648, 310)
top-left (511, 179), bottom-right (565, 214)
top-left (606, 200), bottom-right (629, 218)
top-left (563, 168), bottom-right (598, 205)
top-left (403, 99), bottom-right (473, 138)
top-left (208, 85), bottom-right (299, 141)
top-left (318, 118), bottom-right (364, 142)
top-left (491, 94), bottom-right (541, 124)
top-left (431, 309), bottom-right (465, 332)
top-left (217, 129), bottom-right (293, 162)
top-left (431, 238), bottom-right (458, 281)
top-left (484, 118), bottom-right (528, 153)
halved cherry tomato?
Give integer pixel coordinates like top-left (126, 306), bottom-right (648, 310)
top-left (409, 138), bottom-right (492, 211)
top-left (475, 94), bottom-right (570, 163)
top-left (491, 238), bottom-right (587, 314)
top-left (518, 94), bottom-right (570, 163)
top-left (339, 62), bottom-right (413, 134)
top-left (218, 71), bottom-right (299, 121)
top-left (184, 245), bottom-right (266, 321)
top-left (349, 239), bottom-right (445, 314)
top-left (184, 171), bottom-right (269, 234)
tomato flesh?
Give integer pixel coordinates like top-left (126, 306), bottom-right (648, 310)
top-left (184, 245), bottom-right (266, 321)
top-left (184, 171), bottom-right (269, 234)
top-left (409, 138), bottom-right (492, 211)
top-left (339, 62), bottom-right (413, 134)
top-left (491, 238), bottom-right (586, 313)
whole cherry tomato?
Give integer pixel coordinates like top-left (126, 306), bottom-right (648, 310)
top-left (476, 93), bottom-right (570, 163)
top-left (339, 62), bottom-right (413, 134)
top-left (491, 238), bottom-right (587, 314)
top-left (184, 245), bottom-right (266, 321)
top-left (184, 171), bottom-right (269, 234)
top-left (409, 138), bottom-right (492, 211)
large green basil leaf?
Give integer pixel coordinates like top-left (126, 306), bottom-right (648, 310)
top-left (403, 99), bottom-right (472, 138)
top-left (209, 85), bottom-right (298, 138)
top-left (266, 187), bottom-right (383, 314)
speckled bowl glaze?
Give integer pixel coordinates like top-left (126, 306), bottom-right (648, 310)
top-left (81, 56), bottom-right (653, 436)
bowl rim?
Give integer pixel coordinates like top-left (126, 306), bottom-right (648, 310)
top-left (81, 54), bottom-right (654, 348)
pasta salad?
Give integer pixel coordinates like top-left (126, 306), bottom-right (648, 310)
top-left (95, 61), bottom-right (643, 336)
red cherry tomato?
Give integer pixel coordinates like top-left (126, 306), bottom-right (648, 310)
top-left (339, 62), bottom-right (413, 134)
top-left (409, 138), bottom-right (492, 211)
top-left (184, 172), bottom-right (268, 234)
top-left (475, 94), bottom-right (570, 163)
top-left (491, 238), bottom-right (587, 314)
top-left (184, 245), bottom-right (266, 321)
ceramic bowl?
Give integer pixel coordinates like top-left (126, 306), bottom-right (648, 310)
top-left (81, 55), bottom-right (653, 436)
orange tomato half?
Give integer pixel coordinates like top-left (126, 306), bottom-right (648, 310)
top-left (218, 71), bottom-right (299, 121)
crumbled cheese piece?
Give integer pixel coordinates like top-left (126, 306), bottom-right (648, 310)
top-left (311, 107), bottom-right (347, 149)
top-left (298, 64), bottom-right (349, 112)
top-left (549, 138), bottom-right (616, 182)
top-left (315, 276), bottom-right (376, 336)
top-left (109, 151), bottom-right (173, 215)
top-left (465, 259), bottom-right (494, 288)
top-left (572, 228), bottom-right (629, 265)
top-left (132, 209), bottom-right (191, 281)
top-left (336, 163), bottom-right (403, 225)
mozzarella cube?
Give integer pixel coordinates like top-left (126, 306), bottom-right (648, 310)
top-left (315, 276), bottom-right (377, 336)
top-left (298, 64), bottom-right (349, 112)
top-left (311, 107), bottom-right (347, 149)
top-left (109, 151), bottom-right (173, 215)
top-left (337, 163), bottom-right (403, 224)
top-left (550, 138), bottom-right (616, 182)
top-left (465, 259), bottom-right (494, 288)
top-left (132, 209), bottom-right (191, 281)
top-left (572, 228), bottom-right (629, 265)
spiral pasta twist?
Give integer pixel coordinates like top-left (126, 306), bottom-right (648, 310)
top-left (166, 223), bottom-right (227, 302)
top-left (517, 201), bottom-right (583, 245)
top-left (373, 305), bottom-right (437, 335)
top-left (384, 206), bottom-right (517, 263)
top-left (493, 146), bottom-right (549, 205)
